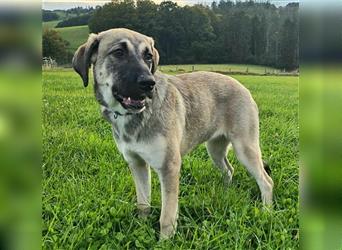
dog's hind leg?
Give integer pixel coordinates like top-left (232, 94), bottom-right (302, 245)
top-left (206, 135), bottom-right (234, 185)
top-left (231, 137), bottom-right (274, 206)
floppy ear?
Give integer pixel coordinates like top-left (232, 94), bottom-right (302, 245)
top-left (152, 47), bottom-right (159, 74)
top-left (149, 38), bottom-right (159, 74)
top-left (72, 33), bottom-right (99, 87)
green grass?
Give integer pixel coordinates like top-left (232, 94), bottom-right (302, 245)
top-left (42, 68), bottom-right (298, 249)
top-left (160, 64), bottom-right (281, 75)
top-left (43, 20), bottom-right (60, 29)
top-left (55, 25), bottom-right (90, 52)
top-left (42, 22), bottom-right (90, 53)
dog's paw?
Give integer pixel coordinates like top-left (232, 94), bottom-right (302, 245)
top-left (262, 193), bottom-right (273, 208)
top-left (159, 223), bottom-right (176, 241)
top-left (223, 171), bottom-right (233, 187)
top-left (262, 204), bottom-right (273, 212)
top-left (137, 205), bottom-right (151, 218)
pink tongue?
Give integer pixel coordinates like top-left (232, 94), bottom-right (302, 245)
top-left (123, 97), bottom-right (144, 106)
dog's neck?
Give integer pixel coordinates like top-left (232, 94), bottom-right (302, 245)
top-left (101, 73), bottom-right (169, 141)
top-left (101, 87), bottom-right (161, 140)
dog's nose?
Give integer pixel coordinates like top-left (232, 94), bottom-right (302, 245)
top-left (138, 75), bottom-right (156, 91)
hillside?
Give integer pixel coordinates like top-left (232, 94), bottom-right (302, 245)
top-left (55, 25), bottom-right (89, 53)
top-left (43, 8), bottom-right (91, 53)
top-left (43, 20), bottom-right (59, 29)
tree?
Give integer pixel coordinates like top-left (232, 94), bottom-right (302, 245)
top-left (42, 10), bottom-right (59, 22)
top-left (155, 1), bottom-right (183, 64)
top-left (250, 15), bottom-right (267, 64)
top-left (135, 0), bottom-right (158, 36)
top-left (228, 11), bottom-right (251, 63)
top-left (181, 5), bottom-right (216, 63)
top-left (55, 14), bottom-right (92, 28)
top-left (42, 29), bottom-right (71, 64)
top-left (89, 0), bottom-right (137, 33)
top-left (250, 15), bottom-right (261, 62)
top-left (279, 18), bottom-right (298, 70)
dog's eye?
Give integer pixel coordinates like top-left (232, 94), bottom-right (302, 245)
top-left (113, 49), bottom-right (124, 58)
top-left (145, 53), bottom-right (153, 62)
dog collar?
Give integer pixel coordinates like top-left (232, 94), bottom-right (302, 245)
top-left (113, 111), bottom-right (132, 119)
top-left (112, 105), bottom-right (146, 119)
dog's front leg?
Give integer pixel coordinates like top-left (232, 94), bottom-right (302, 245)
top-left (157, 154), bottom-right (181, 240)
top-left (128, 157), bottom-right (151, 217)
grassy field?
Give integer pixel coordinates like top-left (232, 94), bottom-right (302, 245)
top-left (55, 25), bottom-right (90, 52)
top-left (42, 68), bottom-right (298, 249)
top-left (160, 64), bottom-right (281, 75)
top-left (43, 20), bottom-right (60, 29)
top-left (42, 24), bottom-right (89, 53)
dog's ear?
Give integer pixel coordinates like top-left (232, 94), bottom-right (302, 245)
top-left (149, 37), bottom-right (159, 74)
top-left (72, 33), bottom-right (99, 87)
top-left (152, 47), bottom-right (159, 74)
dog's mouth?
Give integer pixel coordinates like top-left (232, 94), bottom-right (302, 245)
top-left (114, 93), bottom-right (146, 112)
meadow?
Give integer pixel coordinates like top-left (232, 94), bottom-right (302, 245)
top-left (160, 64), bottom-right (281, 75)
top-left (42, 68), bottom-right (298, 249)
top-left (43, 20), bottom-right (60, 29)
top-left (43, 22), bottom-right (89, 53)
top-left (55, 25), bottom-right (89, 53)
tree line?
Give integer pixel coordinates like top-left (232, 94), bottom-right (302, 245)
top-left (42, 10), bottom-right (59, 22)
top-left (43, 8), bottom-right (95, 27)
top-left (55, 14), bottom-right (93, 28)
top-left (89, 0), bottom-right (299, 70)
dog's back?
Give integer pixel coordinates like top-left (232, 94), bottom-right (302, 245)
top-left (161, 71), bottom-right (258, 154)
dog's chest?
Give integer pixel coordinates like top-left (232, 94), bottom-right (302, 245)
top-left (112, 120), bottom-right (167, 169)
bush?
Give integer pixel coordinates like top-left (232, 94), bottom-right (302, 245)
top-left (42, 29), bottom-right (72, 65)
top-left (42, 10), bottom-right (59, 22)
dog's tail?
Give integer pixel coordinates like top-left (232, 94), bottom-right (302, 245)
top-left (263, 160), bottom-right (271, 175)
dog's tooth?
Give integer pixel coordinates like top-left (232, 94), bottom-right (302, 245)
top-left (128, 97), bottom-right (131, 101)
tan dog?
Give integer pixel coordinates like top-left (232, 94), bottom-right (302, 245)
top-left (73, 28), bottom-right (274, 240)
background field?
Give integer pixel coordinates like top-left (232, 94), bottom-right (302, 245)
top-left (160, 64), bottom-right (283, 75)
top-left (43, 20), bottom-right (59, 29)
top-left (42, 68), bottom-right (298, 249)
top-left (43, 19), bottom-right (88, 53)
top-left (56, 25), bottom-right (89, 52)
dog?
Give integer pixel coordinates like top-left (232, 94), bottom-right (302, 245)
top-left (73, 28), bottom-right (274, 240)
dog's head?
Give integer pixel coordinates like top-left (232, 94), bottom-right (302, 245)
top-left (73, 28), bottom-right (159, 113)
